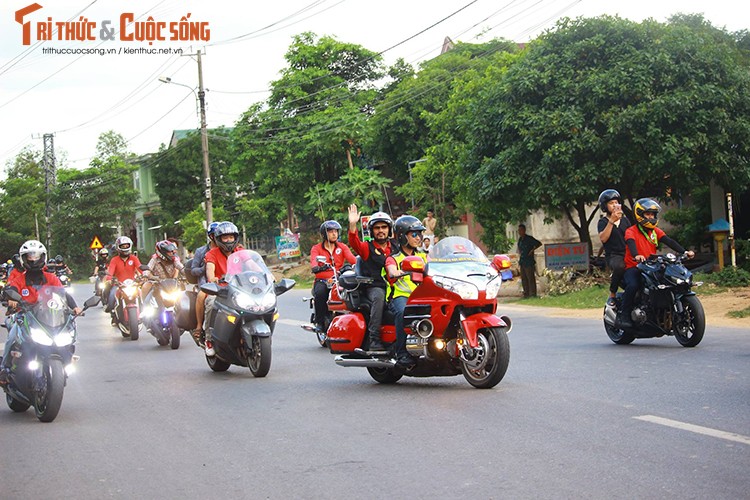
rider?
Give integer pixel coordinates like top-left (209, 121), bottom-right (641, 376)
top-left (1, 240), bottom-right (81, 385)
top-left (347, 204), bottom-right (397, 351)
top-left (384, 215), bottom-right (428, 368)
top-left (189, 221), bottom-right (219, 346)
top-left (93, 248), bottom-right (110, 276)
top-left (55, 255), bottom-right (73, 276)
top-left (597, 189), bottom-right (631, 306)
top-left (618, 198), bottom-right (694, 329)
top-left (104, 236), bottom-right (143, 325)
top-left (195, 221), bottom-right (243, 357)
top-left (141, 240), bottom-right (182, 301)
top-left (310, 220), bottom-right (356, 333)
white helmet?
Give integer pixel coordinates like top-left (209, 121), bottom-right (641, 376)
top-left (115, 236), bottom-right (133, 256)
top-left (19, 239), bottom-right (47, 271)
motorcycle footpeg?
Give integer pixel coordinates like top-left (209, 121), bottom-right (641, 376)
top-left (354, 347), bottom-right (389, 356)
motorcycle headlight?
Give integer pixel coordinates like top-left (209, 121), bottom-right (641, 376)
top-left (434, 276), bottom-right (478, 300)
top-left (233, 291), bottom-right (255, 310)
top-left (485, 275), bottom-right (502, 300)
top-left (30, 327), bottom-right (54, 346)
top-left (259, 291), bottom-right (277, 311)
top-left (123, 285), bottom-right (138, 299)
top-left (233, 290), bottom-right (276, 313)
top-left (54, 330), bottom-right (75, 347)
top-left (98, 282), bottom-right (105, 290)
top-left (141, 305), bottom-right (156, 318)
top-left (160, 289), bottom-right (182, 303)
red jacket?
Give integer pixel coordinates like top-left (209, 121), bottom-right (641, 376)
top-left (310, 241), bottom-right (356, 280)
top-left (106, 254), bottom-right (143, 282)
top-left (8, 271), bottom-right (62, 304)
top-left (624, 225), bottom-right (666, 268)
top-left (347, 229), bottom-right (395, 260)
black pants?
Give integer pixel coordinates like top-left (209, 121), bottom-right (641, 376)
top-left (364, 286), bottom-right (386, 341)
top-left (312, 280), bottom-right (330, 328)
top-left (606, 254), bottom-right (626, 294)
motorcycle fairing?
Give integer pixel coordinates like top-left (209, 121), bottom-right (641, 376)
top-left (460, 313), bottom-right (507, 348)
top-left (241, 319), bottom-right (271, 340)
top-left (327, 312), bottom-right (366, 353)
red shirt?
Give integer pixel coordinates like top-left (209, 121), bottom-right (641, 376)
top-left (106, 254), bottom-right (143, 282)
top-left (205, 246), bottom-right (243, 281)
top-left (310, 241), bottom-right (356, 280)
top-left (8, 271), bottom-right (62, 304)
top-left (624, 225), bottom-right (666, 268)
top-left (347, 229), bottom-right (395, 260)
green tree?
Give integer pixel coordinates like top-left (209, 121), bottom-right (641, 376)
top-left (462, 16), bottom-right (750, 249)
top-left (231, 32), bottom-right (384, 231)
top-left (0, 147), bottom-right (46, 247)
top-left (304, 167), bottom-right (391, 222)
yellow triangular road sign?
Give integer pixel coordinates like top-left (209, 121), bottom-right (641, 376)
top-left (90, 235), bottom-right (104, 250)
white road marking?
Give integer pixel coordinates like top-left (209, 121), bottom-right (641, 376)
top-left (634, 415), bottom-right (750, 446)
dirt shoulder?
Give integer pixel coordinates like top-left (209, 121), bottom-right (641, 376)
top-left (499, 289), bottom-right (750, 329)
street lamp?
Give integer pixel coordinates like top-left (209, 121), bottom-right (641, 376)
top-left (158, 50), bottom-right (213, 224)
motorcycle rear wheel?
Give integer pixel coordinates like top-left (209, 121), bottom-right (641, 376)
top-left (604, 317), bottom-right (635, 345)
top-left (206, 354), bottom-right (230, 372)
top-left (34, 359), bottom-right (65, 422)
top-left (675, 295), bottom-right (705, 347)
top-left (169, 323), bottom-right (181, 350)
top-left (6, 392), bottom-right (30, 412)
top-left (461, 327), bottom-right (510, 389)
top-left (367, 367), bottom-right (403, 384)
top-left (248, 336), bottom-right (272, 378)
top-left (128, 313), bottom-right (139, 341)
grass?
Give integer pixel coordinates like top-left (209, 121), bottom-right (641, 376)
top-left (289, 275), bottom-right (314, 289)
top-left (728, 307), bottom-right (750, 319)
top-left (504, 284), bottom-right (608, 309)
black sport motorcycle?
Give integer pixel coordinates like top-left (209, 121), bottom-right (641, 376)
top-left (141, 276), bottom-right (186, 349)
top-left (603, 253), bottom-right (705, 347)
top-left (1, 286), bottom-right (99, 422)
top-left (200, 250), bottom-right (295, 377)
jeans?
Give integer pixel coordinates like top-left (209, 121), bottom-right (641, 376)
top-left (364, 286), bottom-right (386, 341)
top-left (607, 254), bottom-right (626, 294)
top-left (388, 296), bottom-right (408, 356)
top-left (1, 323), bottom-right (19, 370)
top-left (621, 267), bottom-right (642, 317)
top-left (312, 280), bottom-right (330, 328)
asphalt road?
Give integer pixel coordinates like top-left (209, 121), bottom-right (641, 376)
top-left (1, 285), bottom-right (748, 499)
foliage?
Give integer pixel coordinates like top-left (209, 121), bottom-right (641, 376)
top-left (231, 33), bottom-right (384, 231)
top-left (727, 306), bottom-right (750, 319)
top-left (540, 267), bottom-right (608, 296)
top-left (661, 186), bottom-right (712, 249)
top-left (0, 146), bottom-right (46, 248)
top-left (180, 205), bottom-right (231, 252)
top-left (150, 127), bottom-right (234, 222)
top-left (698, 266), bottom-right (750, 287)
top-left (304, 167), bottom-right (391, 221)
top-left (508, 280), bottom-right (609, 308)
top-left (462, 16), bottom-right (750, 250)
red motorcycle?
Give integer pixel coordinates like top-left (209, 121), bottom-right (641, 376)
top-left (327, 236), bottom-right (513, 389)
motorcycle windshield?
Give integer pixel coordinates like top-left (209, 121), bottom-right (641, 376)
top-left (27, 286), bottom-right (70, 329)
top-left (225, 250), bottom-right (274, 291)
top-left (427, 237), bottom-right (498, 285)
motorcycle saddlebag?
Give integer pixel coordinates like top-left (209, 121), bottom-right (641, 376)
top-left (175, 290), bottom-right (197, 331)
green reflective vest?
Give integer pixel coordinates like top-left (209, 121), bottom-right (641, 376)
top-left (383, 250), bottom-right (427, 301)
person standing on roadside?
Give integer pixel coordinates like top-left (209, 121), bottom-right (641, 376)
top-left (517, 224), bottom-right (542, 298)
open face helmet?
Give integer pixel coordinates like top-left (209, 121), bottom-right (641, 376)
top-left (19, 240), bottom-right (47, 271)
top-left (393, 215), bottom-right (426, 248)
top-left (634, 198), bottom-right (661, 230)
top-left (116, 236), bottom-right (133, 257)
top-left (598, 189), bottom-right (622, 213)
top-left (367, 211), bottom-right (393, 238)
top-left (319, 220), bottom-right (342, 240)
top-left (99, 248), bottom-right (109, 258)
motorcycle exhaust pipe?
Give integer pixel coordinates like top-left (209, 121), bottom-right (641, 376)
top-left (412, 319), bottom-right (434, 339)
top-left (334, 355), bottom-right (395, 369)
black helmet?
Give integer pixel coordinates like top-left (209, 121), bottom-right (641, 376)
top-left (55, 254), bottom-right (64, 263)
top-left (156, 240), bottom-right (177, 262)
top-left (394, 215), bottom-right (426, 248)
top-left (633, 198), bottom-right (661, 230)
top-left (598, 189), bottom-right (621, 213)
top-left (319, 220), bottom-right (342, 239)
top-left (367, 211), bottom-right (393, 235)
top-left (214, 221), bottom-right (240, 253)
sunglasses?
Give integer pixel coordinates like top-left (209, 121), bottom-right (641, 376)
top-left (408, 231), bottom-right (423, 238)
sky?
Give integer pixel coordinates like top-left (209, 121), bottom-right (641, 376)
top-left (1, 0), bottom-right (748, 176)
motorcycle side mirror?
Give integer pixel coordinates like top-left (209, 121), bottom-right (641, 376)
top-left (139, 265), bottom-right (150, 271)
top-left (274, 278), bottom-right (296, 296)
top-left (4, 287), bottom-right (22, 303)
top-left (200, 282), bottom-right (221, 296)
top-left (83, 295), bottom-right (101, 310)
top-left (401, 256), bottom-right (426, 273)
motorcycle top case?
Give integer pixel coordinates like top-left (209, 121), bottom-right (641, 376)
top-left (175, 290), bottom-right (197, 331)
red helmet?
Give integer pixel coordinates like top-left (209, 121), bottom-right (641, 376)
top-left (155, 240), bottom-right (177, 262)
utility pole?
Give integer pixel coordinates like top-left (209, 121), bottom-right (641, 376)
top-left (196, 49), bottom-right (213, 224)
top-left (40, 133), bottom-right (56, 250)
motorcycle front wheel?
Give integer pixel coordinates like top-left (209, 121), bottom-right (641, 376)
top-left (6, 392), bottom-right (30, 412)
top-left (128, 311), bottom-right (139, 341)
top-left (34, 359), bottom-right (65, 422)
top-left (169, 323), bottom-right (181, 350)
top-left (247, 336), bottom-right (272, 378)
top-left (675, 295), bottom-right (705, 347)
top-left (461, 327), bottom-right (510, 389)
